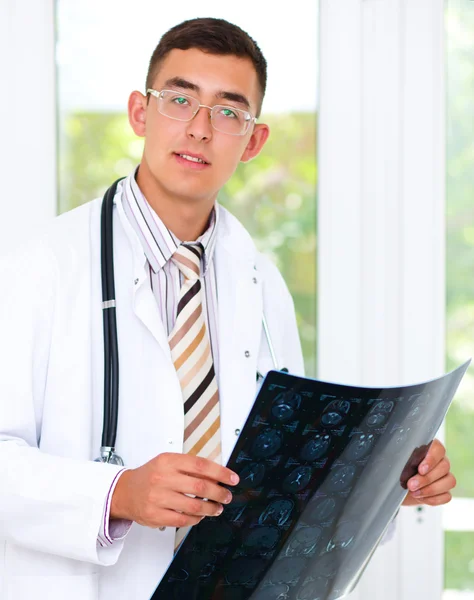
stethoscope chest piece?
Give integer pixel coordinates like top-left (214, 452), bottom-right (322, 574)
top-left (94, 446), bottom-right (124, 466)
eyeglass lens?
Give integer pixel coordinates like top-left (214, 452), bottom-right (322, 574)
top-left (158, 90), bottom-right (251, 135)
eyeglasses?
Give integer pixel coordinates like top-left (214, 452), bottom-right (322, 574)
top-left (147, 88), bottom-right (257, 136)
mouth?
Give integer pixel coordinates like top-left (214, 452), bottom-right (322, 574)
top-left (173, 152), bottom-right (211, 167)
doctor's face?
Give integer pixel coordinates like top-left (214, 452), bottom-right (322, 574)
top-left (128, 48), bottom-right (269, 205)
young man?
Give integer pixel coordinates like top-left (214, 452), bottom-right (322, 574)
top-left (0, 17), bottom-right (456, 600)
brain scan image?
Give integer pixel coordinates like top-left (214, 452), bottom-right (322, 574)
top-left (168, 549), bottom-right (215, 582)
top-left (168, 566), bottom-right (189, 582)
top-left (271, 390), bottom-right (302, 422)
top-left (313, 552), bottom-right (338, 578)
top-left (284, 526), bottom-right (322, 557)
top-left (197, 519), bottom-right (233, 547)
top-left (326, 465), bottom-right (356, 492)
top-left (366, 400), bottom-right (394, 428)
top-left (394, 427), bottom-right (411, 448)
top-left (151, 363), bottom-right (468, 600)
top-left (259, 499), bottom-right (294, 527)
top-left (238, 463), bottom-right (266, 489)
top-left (225, 497), bottom-right (248, 523)
top-left (321, 400), bottom-right (351, 427)
top-left (252, 428), bottom-right (283, 459)
top-left (252, 584), bottom-right (290, 600)
top-left (300, 434), bottom-right (331, 461)
top-left (269, 557), bottom-right (307, 584)
top-left (345, 433), bottom-right (375, 461)
top-left (326, 521), bottom-right (358, 551)
top-left (242, 526), bottom-right (281, 555)
top-left (371, 400), bottom-right (394, 414)
top-left (408, 392), bottom-right (429, 406)
top-left (226, 557), bottom-right (267, 585)
top-left (283, 466), bottom-right (313, 493)
top-left (407, 405), bottom-right (423, 423)
top-left (304, 496), bottom-right (340, 524)
top-left (296, 577), bottom-right (329, 600)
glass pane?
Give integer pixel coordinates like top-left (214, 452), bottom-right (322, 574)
top-left (56, 1), bottom-right (318, 377)
top-left (445, 0), bottom-right (474, 597)
top-left (445, 533), bottom-right (474, 596)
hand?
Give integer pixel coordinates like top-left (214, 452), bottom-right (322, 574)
top-left (110, 453), bottom-right (239, 529)
top-left (402, 439), bottom-right (456, 507)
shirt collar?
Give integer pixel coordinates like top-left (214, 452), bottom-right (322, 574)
top-left (121, 165), bottom-right (219, 275)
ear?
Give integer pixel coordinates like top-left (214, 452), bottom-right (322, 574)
top-left (240, 123), bottom-right (270, 163)
top-left (128, 90), bottom-right (148, 137)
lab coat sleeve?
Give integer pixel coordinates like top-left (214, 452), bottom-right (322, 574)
top-left (97, 468), bottom-right (133, 547)
top-left (0, 241), bottom-right (127, 566)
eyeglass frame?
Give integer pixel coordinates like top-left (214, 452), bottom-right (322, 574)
top-left (146, 88), bottom-right (257, 136)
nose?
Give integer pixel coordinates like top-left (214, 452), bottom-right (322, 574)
top-left (186, 105), bottom-right (213, 142)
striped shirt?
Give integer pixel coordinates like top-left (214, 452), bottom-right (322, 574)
top-left (121, 167), bottom-right (220, 374)
top-left (98, 166), bottom-right (220, 547)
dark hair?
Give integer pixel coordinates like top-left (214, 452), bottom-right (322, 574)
top-left (145, 17), bottom-right (267, 117)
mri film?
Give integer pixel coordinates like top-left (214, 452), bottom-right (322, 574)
top-left (151, 360), bottom-right (469, 600)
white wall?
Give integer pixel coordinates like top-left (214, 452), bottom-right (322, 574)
top-left (0, 0), bottom-right (56, 254)
top-left (318, 1), bottom-right (445, 598)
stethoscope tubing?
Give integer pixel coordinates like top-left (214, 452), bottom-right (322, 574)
top-left (100, 179), bottom-right (124, 451)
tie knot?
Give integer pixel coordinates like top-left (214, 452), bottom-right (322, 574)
top-left (171, 243), bottom-right (204, 280)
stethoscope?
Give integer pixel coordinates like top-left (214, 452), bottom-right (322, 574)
top-left (95, 178), bottom-right (286, 466)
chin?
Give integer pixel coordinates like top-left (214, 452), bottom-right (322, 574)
top-left (167, 184), bottom-right (214, 203)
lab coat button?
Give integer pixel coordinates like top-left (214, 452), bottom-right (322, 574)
top-left (134, 278), bottom-right (139, 285)
top-left (235, 429), bottom-right (241, 436)
top-left (168, 439), bottom-right (173, 445)
top-left (159, 526), bottom-right (166, 531)
top-left (253, 277), bottom-right (258, 284)
top-left (245, 351), bottom-right (250, 358)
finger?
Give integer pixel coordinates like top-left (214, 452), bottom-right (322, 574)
top-left (408, 457), bottom-right (451, 493)
top-left (165, 490), bottom-right (224, 518)
top-left (165, 454), bottom-right (240, 486)
top-left (172, 473), bottom-right (233, 506)
top-left (410, 473), bottom-right (456, 499)
top-left (415, 492), bottom-right (452, 507)
top-left (417, 439), bottom-right (446, 475)
top-left (146, 508), bottom-right (203, 529)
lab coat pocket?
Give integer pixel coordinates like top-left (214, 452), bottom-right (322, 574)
top-left (5, 574), bottom-right (99, 600)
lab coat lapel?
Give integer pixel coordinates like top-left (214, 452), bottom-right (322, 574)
top-left (215, 220), bottom-right (263, 465)
top-left (133, 282), bottom-right (172, 361)
top-left (115, 193), bottom-right (173, 361)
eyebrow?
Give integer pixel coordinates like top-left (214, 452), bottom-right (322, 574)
top-left (163, 77), bottom-right (251, 110)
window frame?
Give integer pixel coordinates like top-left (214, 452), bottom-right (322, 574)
top-left (318, 1), bottom-right (446, 598)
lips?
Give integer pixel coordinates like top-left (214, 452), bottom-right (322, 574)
top-left (174, 151), bottom-right (210, 165)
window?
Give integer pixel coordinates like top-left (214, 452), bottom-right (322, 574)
top-left (444, 0), bottom-right (474, 597)
top-left (55, 0), bottom-right (318, 376)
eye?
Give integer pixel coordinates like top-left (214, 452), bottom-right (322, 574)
top-left (172, 96), bottom-right (190, 106)
top-left (219, 107), bottom-right (238, 119)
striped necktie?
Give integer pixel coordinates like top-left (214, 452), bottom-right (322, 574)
top-left (169, 243), bottom-right (221, 549)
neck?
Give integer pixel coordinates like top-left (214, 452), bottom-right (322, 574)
top-left (135, 161), bottom-right (215, 241)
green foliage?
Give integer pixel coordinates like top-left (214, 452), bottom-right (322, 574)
top-left (57, 111), bottom-right (317, 376)
top-left (445, 532), bottom-right (474, 591)
top-left (445, 0), bottom-right (474, 591)
top-left (445, 0), bottom-right (474, 500)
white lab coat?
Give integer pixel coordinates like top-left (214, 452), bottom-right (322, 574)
top-left (0, 186), bottom-right (304, 600)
